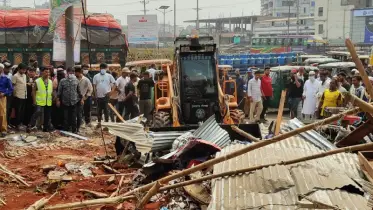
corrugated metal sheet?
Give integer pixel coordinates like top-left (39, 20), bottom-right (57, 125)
top-left (102, 122), bottom-right (152, 154)
top-left (209, 136), bottom-right (369, 210)
top-left (193, 115), bottom-right (231, 148)
top-left (149, 131), bottom-right (190, 152)
top-left (287, 118), bottom-right (337, 151)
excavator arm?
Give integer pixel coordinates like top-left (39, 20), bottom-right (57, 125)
top-left (216, 65), bottom-right (235, 124)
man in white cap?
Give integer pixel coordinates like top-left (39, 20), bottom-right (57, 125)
top-left (302, 71), bottom-right (320, 121)
top-left (116, 67), bottom-right (131, 119)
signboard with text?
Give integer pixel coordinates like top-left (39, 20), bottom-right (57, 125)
top-left (365, 16), bottom-right (373, 43)
top-left (354, 9), bottom-right (373, 17)
top-left (127, 15), bottom-right (158, 44)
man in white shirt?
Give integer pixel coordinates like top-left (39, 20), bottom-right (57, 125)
top-left (75, 66), bottom-right (93, 127)
top-left (116, 67), bottom-right (131, 119)
top-left (316, 71), bottom-right (331, 103)
top-left (93, 63), bottom-right (116, 124)
top-left (247, 71), bottom-right (263, 123)
top-left (146, 64), bottom-right (162, 81)
top-left (146, 64), bottom-right (157, 81)
top-left (12, 63), bottom-right (28, 129)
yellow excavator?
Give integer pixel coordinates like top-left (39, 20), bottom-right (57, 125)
top-left (150, 36), bottom-right (260, 139)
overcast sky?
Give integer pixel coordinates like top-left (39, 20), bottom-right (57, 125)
top-left (11, 0), bottom-right (261, 26)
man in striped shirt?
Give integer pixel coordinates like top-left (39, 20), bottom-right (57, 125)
top-left (247, 71), bottom-right (263, 123)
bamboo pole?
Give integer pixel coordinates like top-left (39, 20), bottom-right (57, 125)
top-left (275, 90), bottom-right (287, 135)
top-left (44, 141), bottom-right (373, 210)
top-left (0, 197), bottom-right (5, 205)
top-left (110, 176), bottom-right (124, 197)
top-left (157, 141), bottom-right (373, 192)
top-left (345, 38), bottom-right (373, 98)
top-left (0, 164), bottom-right (30, 187)
top-left (136, 182), bottom-right (161, 210)
top-left (231, 125), bottom-right (260, 142)
top-left (44, 196), bottom-right (136, 210)
top-left (343, 92), bottom-right (373, 114)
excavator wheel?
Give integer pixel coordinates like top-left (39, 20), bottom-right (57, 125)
top-left (230, 109), bottom-right (245, 124)
top-left (153, 111), bottom-right (172, 128)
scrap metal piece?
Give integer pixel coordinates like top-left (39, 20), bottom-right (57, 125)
top-left (193, 115), bottom-right (230, 148)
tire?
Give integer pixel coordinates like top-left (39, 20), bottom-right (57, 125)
top-left (153, 111), bottom-right (171, 128)
top-left (230, 109), bottom-right (245, 124)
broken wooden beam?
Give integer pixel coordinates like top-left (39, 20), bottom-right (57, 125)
top-left (336, 120), bottom-right (373, 147)
top-left (275, 90), bottom-right (287, 136)
top-left (231, 125), bottom-right (260, 142)
top-left (136, 181), bottom-right (161, 210)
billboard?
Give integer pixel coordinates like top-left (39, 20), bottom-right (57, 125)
top-left (127, 15), bottom-right (158, 44)
top-left (364, 16), bottom-right (373, 43)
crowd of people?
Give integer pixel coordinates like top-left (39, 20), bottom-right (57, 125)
top-left (238, 66), bottom-right (373, 123)
top-left (0, 61), bottom-right (155, 137)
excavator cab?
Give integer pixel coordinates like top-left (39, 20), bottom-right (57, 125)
top-left (151, 36), bottom-right (261, 140)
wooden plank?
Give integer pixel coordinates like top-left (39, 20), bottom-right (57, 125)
top-left (358, 151), bottom-right (373, 181)
top-left (108, 103), bottom-right (125, 123)
top-left (336, 120), bottom-right (373, 147)
top-left (275, 90), bottom-right (287, 136)
top-left (346, 39), bottom-right (373, 98)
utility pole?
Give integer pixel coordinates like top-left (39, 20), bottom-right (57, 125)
top-left (287, 2), bottom-right (291, 37)
top-left (141, 0), bottom-right (149, 15)
top-left (193, 0), bottom-right (201, 31)
top-left (65, 5), bottom-right (74, 68)
top-left (296, 0), bottom-right (299, 35)
top-left (174, 0), bottom-right (176, 38)
top-left (197, 0), bottom-right (200, 30)
top-left (156, 6), bottom-right (172, 39)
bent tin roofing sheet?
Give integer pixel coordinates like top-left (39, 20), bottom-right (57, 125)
top-left (208, 136), bottom-right (369, 210)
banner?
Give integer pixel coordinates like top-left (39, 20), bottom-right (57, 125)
top-left (49, 0), bottom-right (82, 62)
top-left (364, 16), bottom-right (373, 44)
top-left (127, 15), bottom-right (158, 44)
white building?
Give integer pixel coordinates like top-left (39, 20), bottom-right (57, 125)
top-left (314, 0), bottom-right (370, 43)
top-left (261, 0), bottom-right (316, 17)
top-left (253, 16), bottom-right (314, 37)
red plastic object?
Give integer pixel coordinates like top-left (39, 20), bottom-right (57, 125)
top-left (332, 115), bottom-right (361, 125)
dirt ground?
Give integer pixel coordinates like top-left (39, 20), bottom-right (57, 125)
top-left (0, 128), bottom-right (139, 210)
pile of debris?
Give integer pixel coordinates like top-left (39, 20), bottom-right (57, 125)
top-left (2, 39), bottom-right (373, 209)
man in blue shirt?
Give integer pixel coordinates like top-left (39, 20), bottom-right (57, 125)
top-left (0, 63), bottom-right (13, 137)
